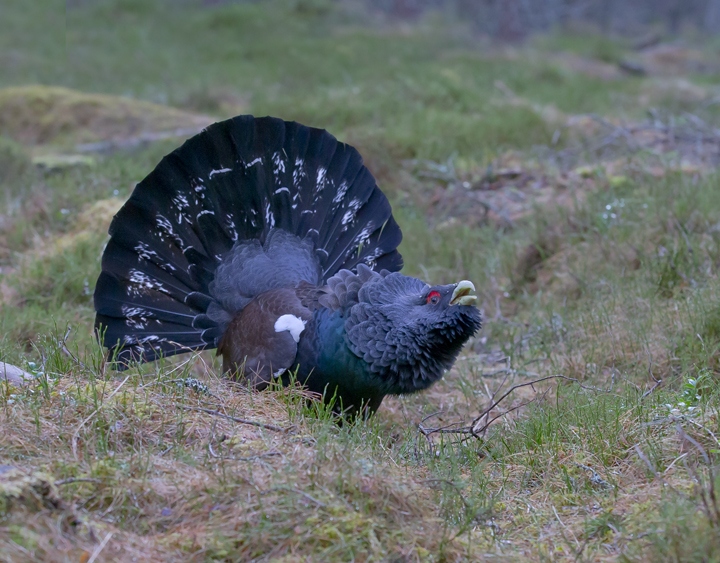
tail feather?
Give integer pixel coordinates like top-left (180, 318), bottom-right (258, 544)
top-left (97, 314), bottom-right (218, 365)
top-left (94, 115), bottom-right (403, 365)
top-left (94, 273), bottom-right (201, 325)
top-left (99, 241), bottom-right (198, 299)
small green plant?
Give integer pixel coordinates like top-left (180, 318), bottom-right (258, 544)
top-left (679, 368), bottom-right (713, 406)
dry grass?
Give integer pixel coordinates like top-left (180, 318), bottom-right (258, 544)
top-left (1, 355), bottom-right (474, 562)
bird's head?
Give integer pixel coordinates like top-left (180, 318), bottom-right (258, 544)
top-left (345, 273), bottom-right (482, 395)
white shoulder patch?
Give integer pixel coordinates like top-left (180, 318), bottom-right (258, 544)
top-left (274, 314), bottom-right (306, 343)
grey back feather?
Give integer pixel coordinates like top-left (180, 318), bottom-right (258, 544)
top-left (319, 263), bottom-right (390, 310)
top-left (204, 230), bottom-right (321, 331)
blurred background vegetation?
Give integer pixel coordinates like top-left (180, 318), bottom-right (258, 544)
top-left (2, 1), bottom-right (720, 561)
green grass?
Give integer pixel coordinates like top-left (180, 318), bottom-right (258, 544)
top-left (2, 0), bottom-right (720, 561)
top-left (8, 0), bottom-right (649, 163)
top-left (533, 26), bottom-right (630, 64)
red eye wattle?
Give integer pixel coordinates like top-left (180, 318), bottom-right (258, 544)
top-left (427, 291), bottom-right (441, 305)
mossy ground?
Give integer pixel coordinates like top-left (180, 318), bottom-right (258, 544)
top-left (0, 86), bottom-right (211, 147)
top-left (2, 1), bottom-right (720, 561)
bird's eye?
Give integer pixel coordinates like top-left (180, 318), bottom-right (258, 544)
top-left (427, 291), bottom-right (441, 305)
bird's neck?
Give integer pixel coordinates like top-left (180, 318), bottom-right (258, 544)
top-left (294, 308), bottom-right (388, 413)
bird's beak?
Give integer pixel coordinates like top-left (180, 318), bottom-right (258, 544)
top-left (450, 280), bottom-right (477, 306)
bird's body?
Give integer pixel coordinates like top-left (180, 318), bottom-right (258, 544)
top-left (94, 116), bottom-right (481, 415)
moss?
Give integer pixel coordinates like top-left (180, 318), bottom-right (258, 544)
top-left (0, 85), bottom-right (211, 147)
top-left (31, 153), bottom-right (96, 172)
top-left (0, 135), bottom-right (31, 185)
top-left (0, 197), bottom-right (123, 345)
top-left (72, 197), bottom-right (123, 234)
top-left (0, 467), bottom-right (64, 513)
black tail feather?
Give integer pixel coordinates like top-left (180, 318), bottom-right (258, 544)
top-left (94, 115), bottom-right (403, 365)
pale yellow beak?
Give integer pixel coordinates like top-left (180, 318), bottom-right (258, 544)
top-left (450, 280), bottom-right (477, 306)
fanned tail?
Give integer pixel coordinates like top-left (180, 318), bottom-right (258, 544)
top-left (94, 115), bottom-right (403, 366)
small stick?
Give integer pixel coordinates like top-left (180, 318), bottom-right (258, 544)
top-left (470, 375), bottom-right (608, 433)
top-left (261, 486), bottom-right (326, 507)
top-left (179, 405), bottom-right (292, 433)
top-left (87, 532), bottom-right (113, 563)
top-left (58, 326), bottom-right (87, 370)
top-left (55, 477), bottom-right (102, 486)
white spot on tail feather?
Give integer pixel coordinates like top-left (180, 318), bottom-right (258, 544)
top-left (122, 305), bottom-right (148, 318)
top-left (354, 225), bottom-right (373, 246)
top-left (274, 314), bottom-right (306, 343)
top-left (139, 335), bottom-right (161, 343)
top-left (173, 194), bottom-right (189, 209)
top-left (156, 214), bottom-right (174, 235)
top-left (226, 218), bottom-right (238, 242)
top-left (362, 247), bottom-right (384, 269)
top-left (315, 167), bottom-right (326, 193)
top-left (272, 152), bottom-right (285, 179)
top-left (127, 269), bottom-right (168, 296)
top-left (123, 305), bottom-right (150, 329)
top-left (333, 180), bottom-right (349, 204)
top-left (209, 168), bottom-right (232, 178)
top-left (156, 214), bottom-right (190, 251)
top-left (341, 198), bottom-right (363, 226)
top-left (135, 242), bottom-right (158, 261)
top-left (293, 158), bottom-right (306, 187)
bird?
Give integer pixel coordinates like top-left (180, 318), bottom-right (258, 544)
top-left (93, 115), bottom-right (481, 416)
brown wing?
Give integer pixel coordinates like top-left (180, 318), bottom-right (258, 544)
top-left (218, 288), bottom-right (312, 389)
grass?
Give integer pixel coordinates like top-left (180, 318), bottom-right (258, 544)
top-left (0, 86), bottom-right (211, 147)
top-left (2, 0), bottom-right (720, 561)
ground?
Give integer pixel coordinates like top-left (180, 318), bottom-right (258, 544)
top-left (2, 1), bottom-right (720, 561)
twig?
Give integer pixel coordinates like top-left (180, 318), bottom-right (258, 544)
top-left (634, 445), bottom-right (683, 497)
top-left (553, 505), bottom-right (580, 548)
top-left (261, 486), bottom-right (326, 507)
top-left (574, 462), bottom-right (611, 489)
top-left (472, 399), bottom-right (532, 437)
top-left (55, 477), bottom-right (102, 486)
top-left (664, 452), bottom-right (690, 475)
top-left (178, 405), bottom-right (292, 433)
top-left (418, 374), bottom-right (610, 443)
top-left (416, 410), bottom-right (444, 457)
top-left (58, 326), bottom-right (88, 370)
top-left (642, 348), bottom-right (662, 399)
top-left (470, 375), bottom-right (608, 434)
top-left (87, 532), bottom-right (113, 563)
top-left (222, 451), bottom-right (281, 462)
top-left (685, 418), bottom-right (720, 450)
